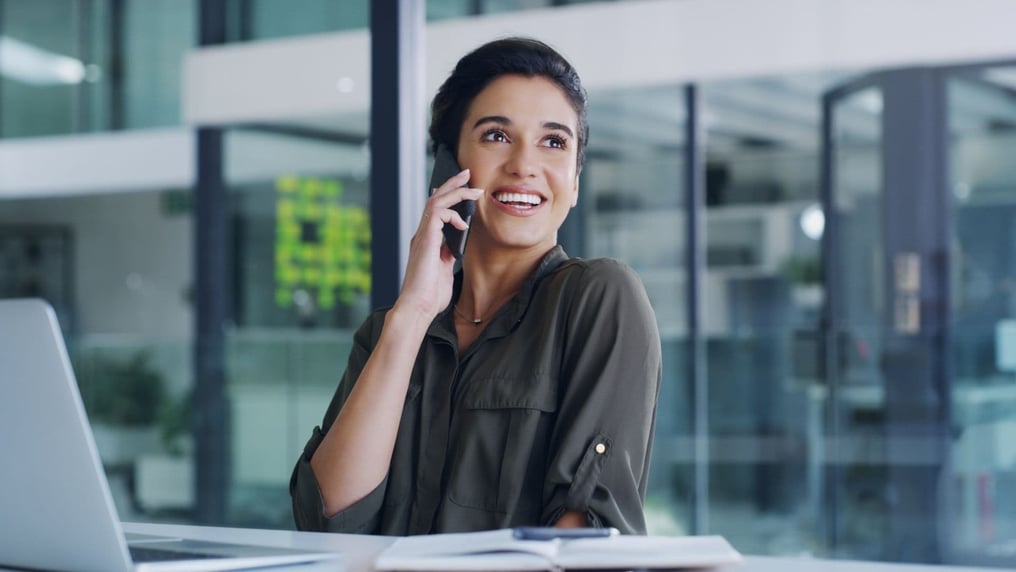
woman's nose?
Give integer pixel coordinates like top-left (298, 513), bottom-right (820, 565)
top-left (504, 144), bottom-right (538, 178)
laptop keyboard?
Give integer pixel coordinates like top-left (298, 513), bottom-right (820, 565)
top-left (129, 545), bottom-right (225, 562)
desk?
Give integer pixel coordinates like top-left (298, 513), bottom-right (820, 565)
top-left (119, 522), bottom-right (1000, 572)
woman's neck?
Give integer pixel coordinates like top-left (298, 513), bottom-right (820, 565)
top-left (456, 245), bottom-right (550, 319)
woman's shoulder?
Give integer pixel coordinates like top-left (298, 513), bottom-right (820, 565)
top-left (552, 256), bottom-right (645, 290)
top-left (547, 256), bottom-right (658, 336)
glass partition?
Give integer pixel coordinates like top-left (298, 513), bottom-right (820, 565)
top-left (824, 83), bottom-right (887, 560)
top-left (947, 66), bottom-right (1016, 566)
top-left (701, 74), bottom-right (842, 556)
top-left (0, 0), bottom-right (195, 138)
top-left (0, 0), bottom-right (100, 137)
top-left (122, 0), bottom-right (195, 129)
top-left (581, 84), bottom-right (690, 535)
top-left (226, 0), bottom-right (367, 41)
top-left (0, 189), bottom-right (194, 521)
top-left (221, 124), bottom-right (371, 527)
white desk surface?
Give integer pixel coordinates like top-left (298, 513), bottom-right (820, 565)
top-left (118, 522), bottom-right (1003, 572)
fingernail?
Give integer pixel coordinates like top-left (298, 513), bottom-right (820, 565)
top-left (458, 168), bottom-right (470, 177)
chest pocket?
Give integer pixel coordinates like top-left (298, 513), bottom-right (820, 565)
top-left (446, 373), bottom-right (558, 515)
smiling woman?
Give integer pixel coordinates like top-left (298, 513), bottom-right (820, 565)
top-left (458, 75), bottom-right (580, 257)
top-left (290, 37), bottom-right (662, 536)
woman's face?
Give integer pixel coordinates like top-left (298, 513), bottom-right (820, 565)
top-left (456, 74), bottom-right (580, 255)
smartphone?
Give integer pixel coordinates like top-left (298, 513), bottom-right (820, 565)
top-left (429, 145), bottom-right (476, 260)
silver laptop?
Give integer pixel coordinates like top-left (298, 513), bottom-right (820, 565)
top-left (0, 298), bottom-right (341, 571)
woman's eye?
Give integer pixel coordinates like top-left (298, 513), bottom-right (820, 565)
top-left (544, 135), bottom-right (568, 149)
top-left (481, 129), bottom-right (509, 143)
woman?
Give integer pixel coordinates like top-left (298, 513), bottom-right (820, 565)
top-left (290, 37), bottom-right (661, 535)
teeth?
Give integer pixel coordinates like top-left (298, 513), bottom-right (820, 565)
top-left (494, 192), bottom-right (541, 205)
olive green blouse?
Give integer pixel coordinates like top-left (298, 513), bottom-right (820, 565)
top-left (289, 246), bottom-right (662, 535)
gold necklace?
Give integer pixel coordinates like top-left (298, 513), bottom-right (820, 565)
top-left (453, 290), bottom-right (519, 326)
top-left (453, 305), bottom-right (483, 325)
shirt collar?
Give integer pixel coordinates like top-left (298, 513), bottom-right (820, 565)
top-left (428, 245), bottom-right (570, 344)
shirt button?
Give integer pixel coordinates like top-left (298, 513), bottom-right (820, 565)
top-left (595, 443), bottom-right (607, 455)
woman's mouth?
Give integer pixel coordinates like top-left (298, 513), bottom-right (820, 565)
top-left (492, 191), bottom-right (544, 210)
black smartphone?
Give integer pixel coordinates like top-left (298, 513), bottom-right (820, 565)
top-left (429, 145), bottom-right (476, 260)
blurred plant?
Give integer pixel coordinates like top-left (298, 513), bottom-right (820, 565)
top-left (783, 255), bottom-right (822, 285)
top-left (158, 391), bottom-right (192, 456)
top-left (77, 350), bottom-right (165, 427)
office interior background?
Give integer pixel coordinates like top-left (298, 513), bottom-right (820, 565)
top-left (2, 0), bottom-right (1016, 567)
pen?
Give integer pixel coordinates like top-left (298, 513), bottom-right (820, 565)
top-left (512, 527), bottom-right (620, 541)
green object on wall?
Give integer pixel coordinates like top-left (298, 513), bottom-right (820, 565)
top-left (274, 176), bottom-right (371, 311)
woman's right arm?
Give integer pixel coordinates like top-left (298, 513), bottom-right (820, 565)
top-left (307, 170), bottom-right (482, 519)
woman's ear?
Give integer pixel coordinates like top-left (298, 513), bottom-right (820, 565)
top-left (570, 177), bottom-right (579, 208)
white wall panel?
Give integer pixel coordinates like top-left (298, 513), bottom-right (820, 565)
top-left (185, 0), bottom-right (1016, 125)
top-left (0, 128), bottom-right (194, 198)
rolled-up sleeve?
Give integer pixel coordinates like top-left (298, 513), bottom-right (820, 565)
top-left (289, 313), bottom-right (385, 533)
top-left (541, 260), bottom-right (662, 534)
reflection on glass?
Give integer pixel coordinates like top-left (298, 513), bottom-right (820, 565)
top-left (0, 190), bottom-right (195, 521)
top-left (229, 0), bottom-right (367, 41)
top-left (0, 0), bottom-right (195, 137)
top-left (224, 127), bottom-right (370, 527)
top-left (122, 0), bottom-right (195, 129)
top-left (582, 85), bottom-right (689, 535)
top-left (702, 74), bottom-right (833, 556)
top-left (827, 84), bottom-right (886, 560)
top-left (948, 68), bottom-right (1016, 565)
top-left (0, 0), bottom-right (93, 137)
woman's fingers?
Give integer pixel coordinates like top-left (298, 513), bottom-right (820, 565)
top-left (399, 171), bottom-right (480, 318)
top-left (418, 206), bottom-right (469, 238)
top-left (429, 186), bottom-right (484, 212)
top-left (410, 166), bottom-right (481, 257)
top-left (431, 168), bottom-right (471, 197)
top-left (430, 169), bottom-right (483, 204)
top-left (419, 188), bottom-right (482, 232)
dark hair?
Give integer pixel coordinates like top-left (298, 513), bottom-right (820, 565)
top-left (429, 37), bottom-right (589, 172)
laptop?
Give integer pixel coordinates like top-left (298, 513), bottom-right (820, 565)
top-left (0, 298), bottom-right (341, 571)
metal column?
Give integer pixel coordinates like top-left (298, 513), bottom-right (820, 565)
top-left (193, 0), bottom-right (230, 525)
top-left (684, 84), bottom-right (709, 534)
top-left (369, 0), bottom-right (425, 310)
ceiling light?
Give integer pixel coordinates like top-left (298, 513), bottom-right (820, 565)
top-left (800, 203), bottom-right (825, 240)
top-left (0, 35), bottom-right (90, 85)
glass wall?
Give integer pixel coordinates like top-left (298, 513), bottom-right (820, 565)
top-left (948, 65), bottom-right (1016, 565)
top-left (0, 0), bottom-right (102, 137)
top-left (0, 0), bottom-right (195, 138)
top-left (222, 127), bottom-right (371, 526)
top-left (699, 74), bottom-right (839, 556)
top-left (121, 0), bottom-right (195, 129)
top-left (0, 189), bottom-right (193, 522)
top-left (225, 0), bottom-right (367, 41)
top-left (824, 81), bottom-right (889, 560)
top-left (581, 85), bottom-right (690, 534)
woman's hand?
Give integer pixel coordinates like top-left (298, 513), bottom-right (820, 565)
top-left (309, 171), bottom-right (480, 516)
top-left (393, 168), bottom-right (483, 321)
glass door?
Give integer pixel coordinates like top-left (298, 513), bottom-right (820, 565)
top-left (946, 64), bottom-right (1016, 567)
top-left (821, 69), bottom-right (952, 563)
top-left (821, 77), bottom-right (889, 561)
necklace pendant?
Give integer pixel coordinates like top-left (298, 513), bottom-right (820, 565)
top-left (472, 318), bottom-right (482, 325)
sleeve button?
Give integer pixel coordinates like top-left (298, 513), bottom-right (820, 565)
top-left (595, 443), bottom-right (607, 455)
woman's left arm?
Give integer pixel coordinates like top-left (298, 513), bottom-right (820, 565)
top-left (542, 259), bottom-right (662, 534)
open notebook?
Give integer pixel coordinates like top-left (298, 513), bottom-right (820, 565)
top-left (374, 528), bottom-right (743, 571)
top-left (0, 298), bottom-right (341, 572)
